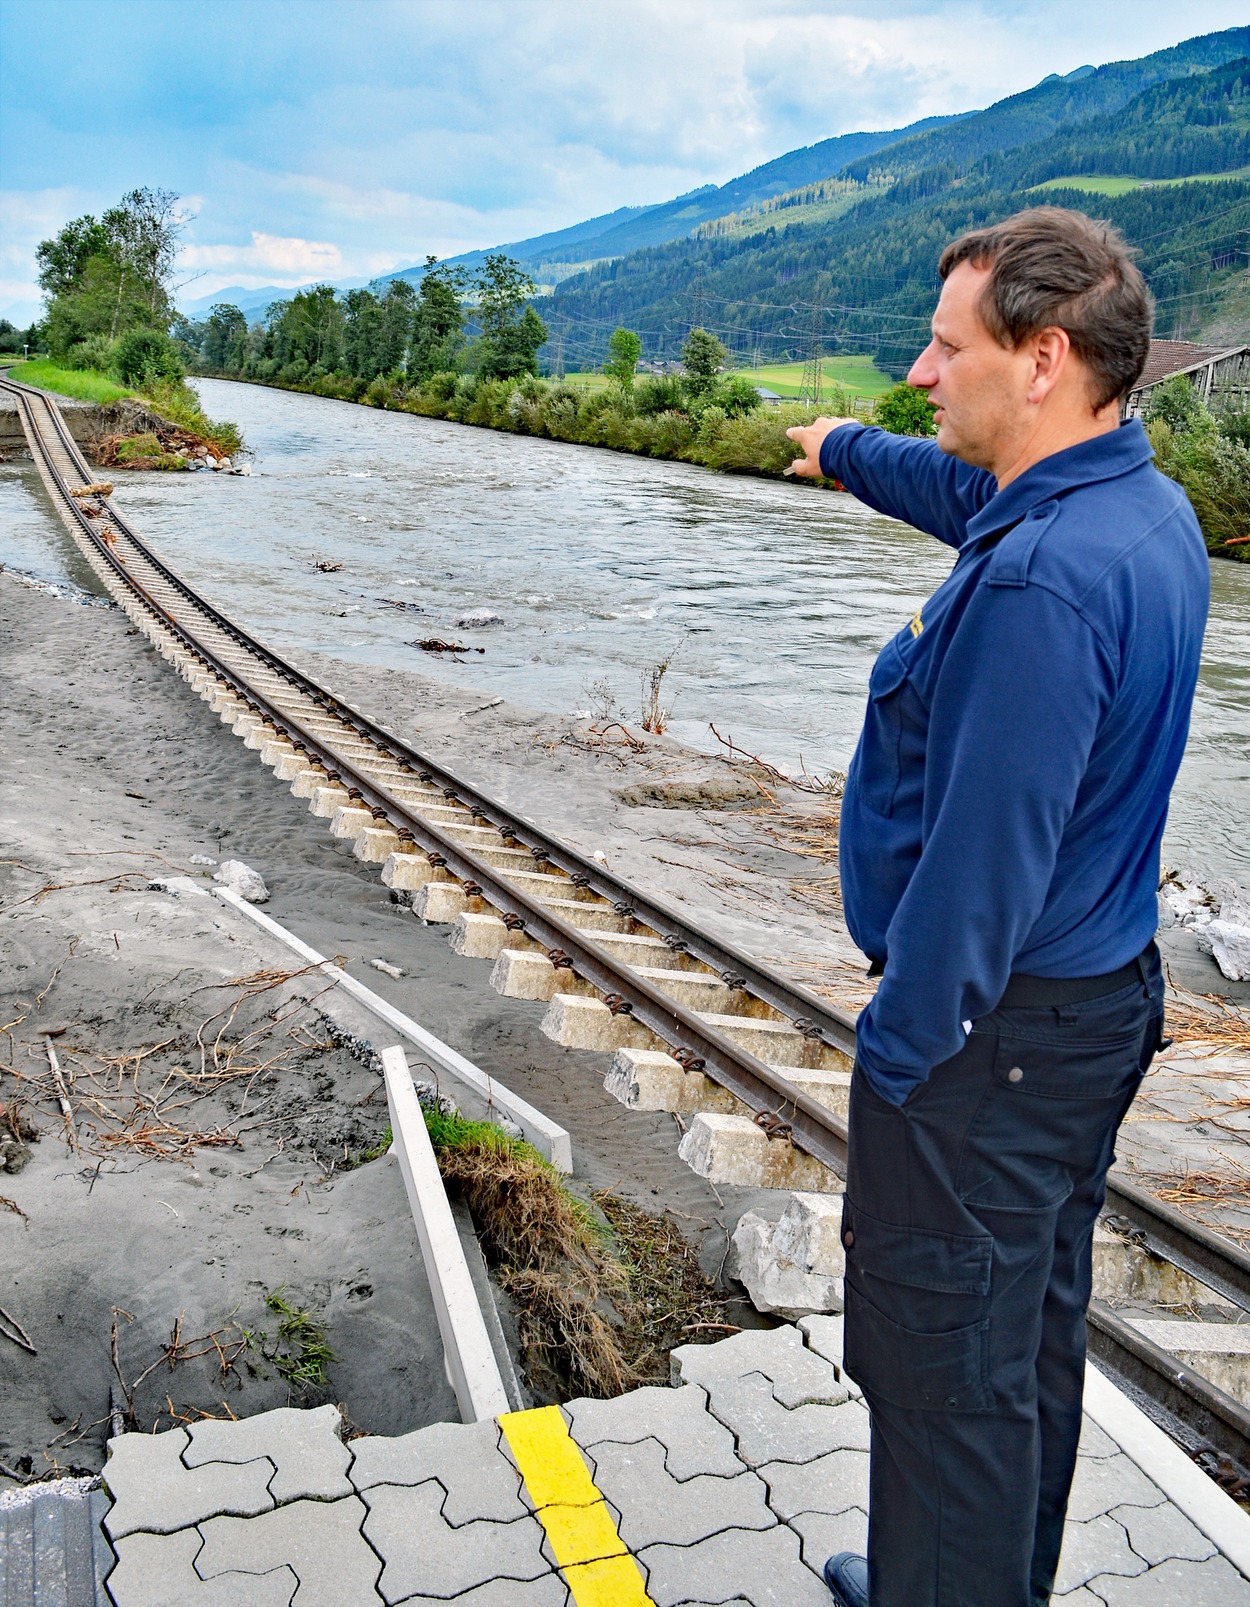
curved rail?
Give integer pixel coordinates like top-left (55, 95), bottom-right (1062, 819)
top-left (9, 371), bottom-right (1250, 1477)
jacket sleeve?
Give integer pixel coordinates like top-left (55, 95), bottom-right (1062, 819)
top-left (819, 423), bottom-right (996, 549)
top-left (854, 579), bottom-right (1117, 1102)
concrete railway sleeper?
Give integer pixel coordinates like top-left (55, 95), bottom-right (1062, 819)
top-left (7, 371), bottom-right (1250, 1485)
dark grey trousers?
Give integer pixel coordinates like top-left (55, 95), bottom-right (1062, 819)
top-left (842, 949), bottom-right (1164, 1607)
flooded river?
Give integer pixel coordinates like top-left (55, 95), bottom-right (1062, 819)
top-left (3, 375), bottom-right (1247, 882)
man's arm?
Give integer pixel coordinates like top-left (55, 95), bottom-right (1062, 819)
top-left (787, 418), bottom-right (995, 549)
top-left (853, 580), bottom-right (1116, 1102)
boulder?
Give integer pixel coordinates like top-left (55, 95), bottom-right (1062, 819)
top-left (730, 1192), bottom-right (845, 1320)
top-left (212, 859), bottom-right (269, 903)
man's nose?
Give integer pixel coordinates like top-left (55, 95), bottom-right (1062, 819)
top-left (907, 342), bottom-right (939, 391)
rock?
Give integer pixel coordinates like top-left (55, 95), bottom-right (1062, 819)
top-left (236, 462), bottom-right (252, 476)
top-left (455, 609), bottom-right (502, 627)
top-left (217, 456), bottom-right (232, 471)
top-left (1206, 921), bottom-right (1250, 983)
top-left (212, 859), bottom-right (269, 903)
top-left (368, 959), bottom-right (403, 979)
top-left (189, 854), bottom-right (217, 866)
top-left (731, 1193), bottom-right (845, 1320)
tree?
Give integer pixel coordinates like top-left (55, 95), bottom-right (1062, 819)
top-left (409, 257), bottom-right (469, 380)
top-left (605, 326), bottom-right (641, 388)
top-left (476, 253), bottom-right (548, 379)
top-left (874, 382), bottom-right (937, 436)
top-left (1145, 373), bottom-right (1212, 436)
top-left (681, 327), bottom-right (727, 398)
top-left (202, 303), bottom-right (248, 371)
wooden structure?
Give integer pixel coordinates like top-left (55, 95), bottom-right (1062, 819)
top-left (1125, 340), bottom-right (1250, 417)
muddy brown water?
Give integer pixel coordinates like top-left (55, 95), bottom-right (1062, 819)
top-left (2, 375), bottom-right (1246, 882)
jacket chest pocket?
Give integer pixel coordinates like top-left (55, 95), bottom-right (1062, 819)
top-left (854, 640), bottom-right (911, 818)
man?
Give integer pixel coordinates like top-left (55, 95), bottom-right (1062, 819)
top-left (786, 207), bottom-right (1209, 1607)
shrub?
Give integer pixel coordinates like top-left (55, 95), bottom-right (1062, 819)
top-left (713, 374), bottom-right (763, 418)
top-left (66, 334), bottom-right (117, 372)
top-left (873, 381), bottom-right (937, 436)
top-left (424, 369), bottom-right (459, 404)
top-left (635, 375), bottom-right (684, 416)
top-left (113, 327), bottom-right (185, 387)
top-left (1146, 374), bottom-right (1211, 436)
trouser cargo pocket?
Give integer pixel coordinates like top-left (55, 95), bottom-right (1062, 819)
top-left (843, 1201), bottom-right (994, 1412)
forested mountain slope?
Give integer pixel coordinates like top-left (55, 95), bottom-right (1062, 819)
top-left (547, 43), bottom-right (1250, 372)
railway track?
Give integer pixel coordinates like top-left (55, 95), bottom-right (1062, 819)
top-left (8, 370), bottom-right (1250, 1486)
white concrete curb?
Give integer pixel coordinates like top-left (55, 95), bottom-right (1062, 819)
top-left (381, 1044), bottom-right (512, 1424)
top-left (211, 886), bottom-right (572, 1170)
top-left (1083, 1360), bottom-right (1250, 1579)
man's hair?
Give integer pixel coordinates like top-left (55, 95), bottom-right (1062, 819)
top-left (938, 207), bottom-right (1152, 410)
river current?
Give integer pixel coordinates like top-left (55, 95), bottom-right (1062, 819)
top-left (3, 376), bottom-right (1247, 882)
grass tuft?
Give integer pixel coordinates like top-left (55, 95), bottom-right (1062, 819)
top-left (243, 1287), bottom-right (336, 1389)
top-left (5, 359), bottom-right (135, 404)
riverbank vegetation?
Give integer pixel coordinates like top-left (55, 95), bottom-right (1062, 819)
top-left (1145, 376), bottom-right (1250, 562)
top-left (28, 188), bottom-right (243, 461)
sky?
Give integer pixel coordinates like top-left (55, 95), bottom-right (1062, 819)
top-left (2, 0), bottom-right (1249, 325)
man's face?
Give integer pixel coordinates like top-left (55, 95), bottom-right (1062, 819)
top-left (907, 261), bottom-right (1029, 473)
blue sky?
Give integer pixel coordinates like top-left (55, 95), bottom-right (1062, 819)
top-left (2, 0), bottom-right (1248, 324)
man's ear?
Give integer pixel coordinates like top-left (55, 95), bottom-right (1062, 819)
top-left (1026, 326), bottom-right (1071, 406)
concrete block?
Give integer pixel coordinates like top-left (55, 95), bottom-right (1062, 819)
top-left (259, 739), bottom-right (296, 767)
top-left (1111, 1500), bottom-right (1217, 1564)
top-left (349, 1419), bottom-right (526, 1524)
top-left (184, 1403), bottom-right (352, 1504)
top-left (381, 851), bottom-right (434, 890)
top-left (1127, 1319), bottom-right (1250, 1407)
top-left (782, 1068), bottom-right (853, 1118)
top-left (732, 1208), bottom-right (842, 1321)
top-left (309, 785), bottom-right (352, 818)
top-left (1092, 1223), bottom-right (1219, 1309)
top-left (635, 967), bottom-right (733, 1012)
top-left (102, 1429), bottom-right (274, 1539)
top-left (603, 1047), bottom-right (746, 1115)
top-left (289, 768), bottom-right (329, 799)
top-left (586, 1436), bottom-right (774, 1550)
top-left (353, 826), bottom-right (401, 863)
top-left (566, 1384), bottom-right (742, 1481)
top-left (491, 948), bottom-right (562, 1001)
top-left (272, 752), bottom-right (307, 781)
top-left (362, 1480), bottom-right (551, 1603)
top-left (639, 1522), bottom-right (832, 1607)
top-left (231, 714), bottom-right (263, 738)
top-left (105, 1529), bottom-right (297, 1607)
top-left (1065, 1453), bottom-right (1165, 1522)
top-left (330, 805), bottom-right (374, 840)
top-left (1091, 1556), bottom-right (1250, 1605)
top-left (539, 897), bottom-right (627, 932)
top-left (541, 994), bottom-right (656, 1052)
top-left (196, 1497), bottom-right (381, 1607)
top-left (699, 1013), bottom-right (850, 1071)
top-left (243, 724), bottom-right (280, 751)
top-left (678, 1113), bottom-right (840, 1193)
top-left (672, 1325), bottom-right (849, 1410)
top-left (772, 1192), bottom-right (846, 1274)
top-left (1053, 1513), bottom-right (1149, 1594)
top-left (450, 912), bottom-right (514, 960)
top-left (413, 881), bottom-right (469, 923)
top-left (758, 1446), bottom-right (870, 1519)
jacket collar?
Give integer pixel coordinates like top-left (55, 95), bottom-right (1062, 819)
top-left (963, 419), bottom-right (1155, 548)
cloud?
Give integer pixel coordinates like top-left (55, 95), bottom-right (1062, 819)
top-left (181, 231), bottom-right (344, 278)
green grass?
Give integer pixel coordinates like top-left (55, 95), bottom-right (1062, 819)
top-left (1032, 167), bottom-right (1250, 196)
top-left (748, 355), bottom-right (895, 399)
top-left (561, 353), bottom-right (893, 400)
top-left (4, 359), bottom-right (136, 403)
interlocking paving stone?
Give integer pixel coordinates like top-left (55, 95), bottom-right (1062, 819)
top-left (757, 1447), bottom-right (870, 1519)
top-left (673, 1327), bottom-right (849, 1408)
top-left (362, 1479), bottom-right (552, 1604)
top-left (796, 1314), bottom-right (859, 1395)
top-left (185, 1405), bottom-right (352, 1503)
top-left (349, 1420), bottom-right (527, 1524)
top-left (196, 1497), bottom-right (381, 1607)
top-left (105, 1528), bottom-right (297, 1606)
top-left (1091, 1554), bottom-right (1250, 1604)
top-left (391, 1577), bottom-right (570, 1606)
top-left (1052, 1514), bottom-right (1148, 1594)
top-left (638, 1523), bottom-right (832, 1607)
top-left (102, 1430), bottom-right (274, 1540)
top-left (566, 1385), bottom-right (742, 1481)
top-left (1110, 1498), bottom-right (1217, 1565)
top-left (1064, 1452), bottom-right (1166, 1523)
top-left (785, 1505), bottom-right (869, 1575)
top-left (703, 1374), bottom-right (868, 1467)
top-left (584, 1437), bottom-right (774, 1550)
top-left (1075, 1420), bottom-right (1120, 1460)
top-left (1053, 1590), bottom-right (1104, 1604)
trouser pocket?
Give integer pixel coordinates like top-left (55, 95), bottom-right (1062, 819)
top-left (843, 1201), bottom-right (994, 1412)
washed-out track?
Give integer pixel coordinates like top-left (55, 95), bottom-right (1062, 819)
top-left (8, 371), bottom-right (1250, 1484)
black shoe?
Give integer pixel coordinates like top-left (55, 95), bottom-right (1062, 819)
top-left (823, 1551), bottom-right (869, 1607)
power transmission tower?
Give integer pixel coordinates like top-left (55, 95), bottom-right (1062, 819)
top-left (800, 296), bottom-right (825, 408)
top-left (690, 270), bottom-right (707, 334)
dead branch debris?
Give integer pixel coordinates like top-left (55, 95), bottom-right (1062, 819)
top-left (709, 721), bottom-right (846, 796)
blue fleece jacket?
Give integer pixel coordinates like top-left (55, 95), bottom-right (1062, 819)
top-left (819, 420), bottom-right (1209, 1104)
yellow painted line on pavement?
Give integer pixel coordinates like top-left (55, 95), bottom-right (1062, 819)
top-left (500, 1405), bottom-right (655, 1606)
